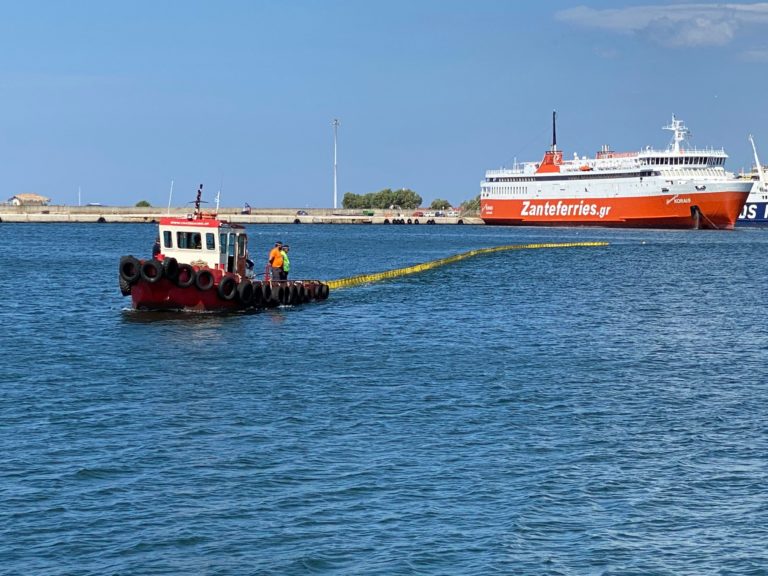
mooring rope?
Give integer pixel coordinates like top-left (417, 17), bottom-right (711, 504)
top-left (325, 241), bottom-right (609, 289)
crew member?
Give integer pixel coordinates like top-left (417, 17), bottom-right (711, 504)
top-left (268, 241), bottom-right (283, 281)
top-left (280, 245), bottom-right (290, 279)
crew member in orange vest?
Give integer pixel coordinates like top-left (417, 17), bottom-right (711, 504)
top-left (268, 241), bottom-right (284, 280)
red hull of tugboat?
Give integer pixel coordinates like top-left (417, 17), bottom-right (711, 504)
top-left (130, 278), bottom-right (245, 311)
top-left (120, 256), bottom-right (329, 312)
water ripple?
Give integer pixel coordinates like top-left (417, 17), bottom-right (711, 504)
top-left (1, 224), bottom-right (768, 574)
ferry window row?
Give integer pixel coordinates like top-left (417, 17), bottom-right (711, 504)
top-left (482, 186), bottom-right (529, 195)
top-left (485, 177), bottom-right (535, 183)
top-left (481, 186), bottom-right (529, 196)
top-left (644, 156), bottom-right (723, 166)
top-left (487, 170), bottom-right (657, 184)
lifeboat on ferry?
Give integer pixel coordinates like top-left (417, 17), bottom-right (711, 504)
top-left (118, 185), bottom-right (330, 311)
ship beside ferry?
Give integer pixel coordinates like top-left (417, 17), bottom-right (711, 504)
top-left (736, 135), bottom-right (768, 225)
top-left (480, 114), bottom-right (751, 229)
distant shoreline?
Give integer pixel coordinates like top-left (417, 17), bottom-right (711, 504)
top-left (0, 205), bottom-right (482, 225)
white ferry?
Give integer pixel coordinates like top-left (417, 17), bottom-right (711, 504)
top-left (480, 114), bottom-right (751, 229)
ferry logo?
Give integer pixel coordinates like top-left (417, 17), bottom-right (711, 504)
top-left (740, 203), bottom-right (758, 219)
top-left (665, 195), bottom-right (691, 205)
top-left (521, 200), bottom-right (612, 219)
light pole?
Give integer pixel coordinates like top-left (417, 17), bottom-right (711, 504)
top-left (333, 118), bottom-right (339, 209)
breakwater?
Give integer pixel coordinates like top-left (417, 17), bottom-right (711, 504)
top-left (0, 205), bottom-right (482, 224)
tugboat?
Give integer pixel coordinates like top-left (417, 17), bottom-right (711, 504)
top-left (118, 185), bottom-right (329, 311)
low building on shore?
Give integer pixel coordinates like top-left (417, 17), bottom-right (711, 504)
top-left (8, 193), bottom-right (51, 206)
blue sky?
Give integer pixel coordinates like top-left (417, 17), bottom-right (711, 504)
top-left (2, 0), bottom-right (768, 208)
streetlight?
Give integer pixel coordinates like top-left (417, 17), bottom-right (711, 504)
top-left (333, 118), bottom-right (340, 209)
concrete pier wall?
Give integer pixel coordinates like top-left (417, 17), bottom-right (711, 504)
top-left (0, 205), bottom-right (483, 225)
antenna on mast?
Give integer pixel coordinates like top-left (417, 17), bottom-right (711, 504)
top-left (663, 114), bottom-right (690, 153)
top-left (749, 134), bottom-right (767, 192)
top-left (333, 118), bottom-right (340, 209)
top-left (167, 179), bottom-right (174, 215)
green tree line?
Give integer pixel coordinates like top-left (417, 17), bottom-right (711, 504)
top-left (342, 188), bottom-right (480, 214)
top-left (429, 199), bottom-right (451, 210)
top-left (342, 188), bottom-right (422, 209)
top-left (459, 195), bottom-right (479, 213)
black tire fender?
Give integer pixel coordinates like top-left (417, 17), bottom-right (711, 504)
top-left (269, 282), bottom-right (283, 305)
top-left (237, 280), bottom-right (254, 305)
top-left (162, 257), bottom-right (179, 282)
top-left (140, 259), bottom-right (163, 283)
top-left (280, 283), bottom-right (292, 305)
top-left (289, 284), bottom-right (300, 305)
top-left (119, 274), bottom-right (132, 296)
top-left (119, 256), bottom-right (141, 284)
top-left (218, 275), bottom-right (237, 300)
top-left (176, 264), bottom-right (195, 288)
top-left (195, 269), bottom-right (215, 291)
top-left (252, 282), bottom-right (264, 307)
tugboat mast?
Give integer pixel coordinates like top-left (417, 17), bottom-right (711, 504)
top-left (193, 184), bottom-right (203, 219)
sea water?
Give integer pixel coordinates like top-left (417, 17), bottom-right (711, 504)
top-left (1, 223), bottom-right (767, 575)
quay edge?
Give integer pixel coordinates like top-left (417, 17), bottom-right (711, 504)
top-left (0, 205), bottom-right (483, 224)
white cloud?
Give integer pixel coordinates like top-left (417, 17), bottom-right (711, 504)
top-left (556, 3), bottom-right (768, 47)
top-left (593, 46), bottom-right (621, 59)
top-left (740, 48), bottom-right (768, 60)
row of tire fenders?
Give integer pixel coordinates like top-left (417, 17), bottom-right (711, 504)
top-left (385, 218), bottom-right (462, 225)
top-left (118, 255), bottom-right (330, 307)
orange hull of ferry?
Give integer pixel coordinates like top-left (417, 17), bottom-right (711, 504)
top-left (481, 190), bottom-right (749, 229)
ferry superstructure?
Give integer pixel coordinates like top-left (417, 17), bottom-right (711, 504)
top-left (480, 114), bottom-right (751, 229)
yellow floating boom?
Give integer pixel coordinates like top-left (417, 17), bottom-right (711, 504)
top-left (326, 241), bottom-right (608, 290)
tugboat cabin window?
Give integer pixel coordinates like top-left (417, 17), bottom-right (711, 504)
top-left (237, 234), bottom-right (246, 255)
top-left (206, 233), bottom-right (215, 251)
top-left (163, 230), bottom-right (172, 248)
top-left (220, 233), bottom-right (227, 254)
top-left (177, 231), bottom-right (202, 249)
